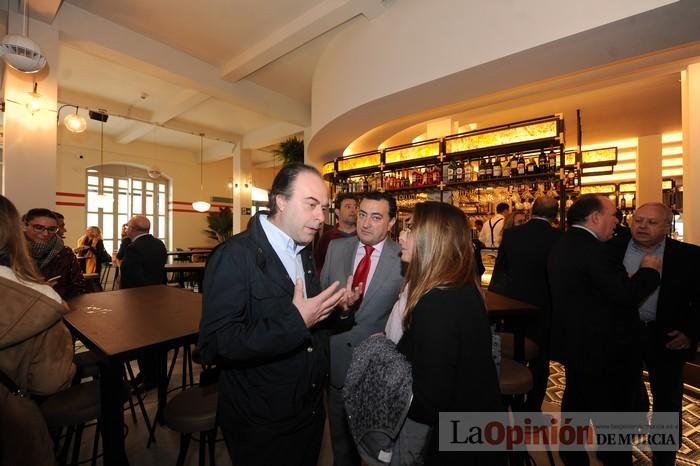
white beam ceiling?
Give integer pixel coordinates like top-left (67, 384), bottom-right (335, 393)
top-left (220, 0), bottom-right (386, 82)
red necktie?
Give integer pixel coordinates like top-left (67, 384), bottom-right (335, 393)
top-left (352, 244), bottom-right (374, 295)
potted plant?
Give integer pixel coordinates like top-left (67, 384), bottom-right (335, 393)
top-left (273, 136), bottom-right (304, 165)
top-left (203, 207), bottom-right (233, 243)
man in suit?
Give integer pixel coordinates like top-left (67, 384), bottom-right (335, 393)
top-left (119, 215), bottom-right (167, 289)
top-left (548, 194), bottom-right (661, 466)
top-left (321, 191), bottom-right (403, 466)
top-left (489, 195), bottom-right (561, 412)
top-left (610, 202), bottom-right (699, 466)
top-left (198, 164), bottom-right (347, 466)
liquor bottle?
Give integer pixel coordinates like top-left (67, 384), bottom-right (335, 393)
top-left (403, 169), bottom-right (410, 188)
top-left (463, 160), bottom-right (472, 181)
top-left (484, 157), bottom-right (493, 179)
top-left (492, 157), bottom-right (502, 178)
top-left (432, 164), bottom-right (442, 184)
top-left (456, 160), bottom-right (464, 182)
top-left (526, 157), bottom-right (538, 174)
top-left (415, 167), bottom-right (423, 186)
top-left (548, 147), bottom-right (558, 173)
top-left (631, 194), bottom-right (636, 209)
top-left (361, 177), bottom-right (369, 192)
top-left (502, 156), bottom-right (512, 177)
top-left (509, 154), bottom-right (519, 176)
top-left (424, 167), bottom-right (432, 185)
top-left (538, 149), bottom-right (547, 172)
top-left (620, 195), bottom-right (627, 209)
top-left (478, 158), bottom-right (486, 180)
top-left (517, 154), bottom-right (526, 175)
top-left (447, 160), bottom-right (456, 182)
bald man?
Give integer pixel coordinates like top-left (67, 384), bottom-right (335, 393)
top-left (120, 215), bottom-right (167, 289)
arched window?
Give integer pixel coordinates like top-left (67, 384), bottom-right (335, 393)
top-left (86, 165), bottom-right (169, 253)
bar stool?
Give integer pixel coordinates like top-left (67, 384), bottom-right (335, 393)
top-left (496, 332), bottom-right (538, 361)
top-left (163, 384), bottom-right (219, 466)
top-left (40, 380), bottom-right (129, 466)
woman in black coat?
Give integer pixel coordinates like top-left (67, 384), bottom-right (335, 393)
top-left (396, 201), bottom-right (506, 466)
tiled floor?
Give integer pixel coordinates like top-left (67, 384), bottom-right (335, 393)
top-left (68, 354), bottom-right (699, 465)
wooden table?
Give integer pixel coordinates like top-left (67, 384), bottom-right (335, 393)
top-left (164, 261), bottom-right (206, 289)
top-left (66, 286), bottom-right (202, 466)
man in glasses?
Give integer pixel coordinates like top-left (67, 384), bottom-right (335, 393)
top-left (23, 208), bottom-right (87, 300)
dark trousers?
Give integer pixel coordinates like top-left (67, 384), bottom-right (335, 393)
top-left (642, 324), bottom-right (686, 466)
top-left (328, 385), bottom-right (361, 466)
top-left (221, 407), bottom-right (325, 466)
top-left (559, 366), bottom-right (645, 466)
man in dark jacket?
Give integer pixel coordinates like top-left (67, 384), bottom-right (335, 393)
top-left (119, 215), bottom-right (167, 289)
top-left (609, 202), bottom-right (699, 466)
top-left (198, 163), bottom-right (347, 466)
top-left (489, 195), bottom-right (561, 412)
top-left (548, 194), bottom-right (661, 466)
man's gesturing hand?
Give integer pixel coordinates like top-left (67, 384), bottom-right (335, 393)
top-left (293, 279), bottom-right (346, 328)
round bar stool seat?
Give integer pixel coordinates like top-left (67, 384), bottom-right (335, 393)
top-left (73, 350), bottom-right (101, 380)
top-left (495, 332), bottom-right (538, 361)
top-left (499, 358), bottom-right (533, 396)
top-left (164, 384), bottom-right (218, 433)
top-left (41, 380), bottom-right (101, 428)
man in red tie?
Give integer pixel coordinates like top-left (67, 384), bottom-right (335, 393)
top-left (321, 191), bottom-right (404, 466)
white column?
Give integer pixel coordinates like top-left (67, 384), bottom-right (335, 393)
top-left (636, 134), bottom-right (662, 206)
top-left (232, 145), bottom-right (252, 234)
top-left (681, 64), bottom-right (700, 245)
top-left (2, 13), bottom-right (59, 214)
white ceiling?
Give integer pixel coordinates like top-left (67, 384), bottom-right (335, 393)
top-left (4, 0), bottom-right (695, 168)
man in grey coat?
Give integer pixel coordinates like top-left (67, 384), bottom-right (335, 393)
top-left (321, 191), bottom-right (403, 466)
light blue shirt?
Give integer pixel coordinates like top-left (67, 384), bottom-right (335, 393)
top-left (623, 238), bottom-right (664, 322)
top-left (259, 213), bottom-right (308, 295)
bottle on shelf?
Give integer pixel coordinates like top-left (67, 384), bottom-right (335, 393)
top-left (620, 195), bottom-right (627, 209)
top-left (477, 158), bottom-right (486, 180)
top-left (631, 194), bottom-right (636, 209)
top-left (432, 164), bottom-right (441, 184)
top-left (509, 154), bottom-right (519, 177)
top-left (447, 160), bottom-right (456, 182)
top-left (526, 156), bottom-right (538, 174)
top-left (424, 166), bottom-right (432, 186)
top-left (484, 157), bottom-right (493, 179)
top-left (492, 156), bottom-right (502, 178)
top-left (538, 149), bottom-right (547, 172)
top-left (503, 156), bottom-right (512, 177)
top-left (516, 153), bottom-right (526, 175)
top-left (456, 160), bottom-right (464, 182)
top-left (361, 177), bottom-right (369, 192)
top-left (548, 146), bottom-right (558, 173)
top-left (464, 160), bottom-right (472, 181)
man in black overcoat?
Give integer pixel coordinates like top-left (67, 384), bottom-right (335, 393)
top-left (548, 194), bottom-right (661, 466)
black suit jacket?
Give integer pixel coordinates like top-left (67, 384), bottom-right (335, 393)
top-left (119, 234), bottom-right (167, 289)
top-left (198, 214), bottom-right (330, 432)
top-left (548, 227), bottom-right (660, 376)
top-left (489, 219), bottom-right (561, 310)
top-left (609, 236), bottom-right (700, 360)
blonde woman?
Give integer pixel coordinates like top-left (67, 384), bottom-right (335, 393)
top-left (395, 201), bottom-right (505, 466)
top-left (0, 195), bottom-right (75, 466)
top-left (76, 226), bottom-right (109, 274)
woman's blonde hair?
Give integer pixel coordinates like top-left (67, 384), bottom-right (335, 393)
top-left (402, 201), bottom-right (477, 328)
top-left (0, 195), bottom-right (44, 282)
top-left (87, 226), bottom-right (103, 241)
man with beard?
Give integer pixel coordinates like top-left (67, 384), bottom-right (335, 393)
top-left (23, 208), bottom-right (87, 300)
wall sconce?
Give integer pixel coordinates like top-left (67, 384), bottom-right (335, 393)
top-left (57, 104), bottom-right (87, 133)
top-left (27, 82), bottom-right (41, 114)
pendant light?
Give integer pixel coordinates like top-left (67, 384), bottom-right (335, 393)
top-left (60, 104), bottom-right (87, 133)
top-left (192, 133), bottom-right (211, 213)
top-left (0, 0), bottom-right (47, 73)
top-left (95, 117), bottom-right (112, 209)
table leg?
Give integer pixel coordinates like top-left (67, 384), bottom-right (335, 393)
top-left (99, 358), bottom-right (130, 466)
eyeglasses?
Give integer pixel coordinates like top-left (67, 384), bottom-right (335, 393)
top-left (27, 224), bottom-right (59, 234)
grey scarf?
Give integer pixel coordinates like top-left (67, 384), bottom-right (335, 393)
top-left (29, 235), bottom-right (65, 269)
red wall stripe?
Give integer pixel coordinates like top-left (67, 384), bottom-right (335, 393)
top-left (56, 192), bottom-right (86, 198)
top-left (169, 209), bottom-right (209, 214)
top-left (56, 201), bottom-right (86, 207)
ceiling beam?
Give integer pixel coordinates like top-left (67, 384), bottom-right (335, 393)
top-left (115, 90), bottom-right (210, 144)
top-left (27, 0), bottom-right (63, 24)
top-left (242, 122), bottom-right (305, 149)
top-left (220, 0), bottom-right (386, 82)
top-left (55, 2), bottom-right (311, 126)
